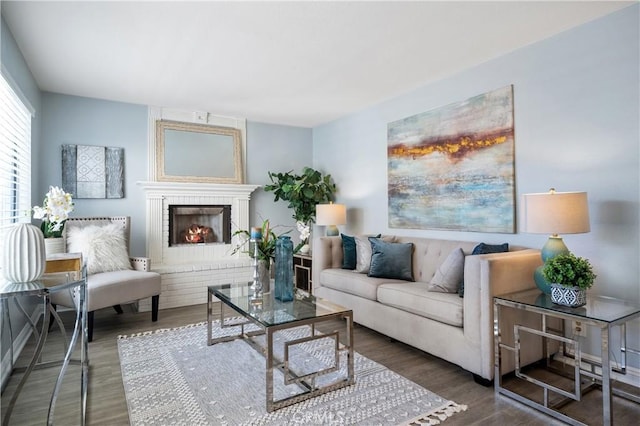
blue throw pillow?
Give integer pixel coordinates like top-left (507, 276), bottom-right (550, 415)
top-left (460, 242), bottom-right (510, 297)
top-left (341, 234), bottom-right (356, 270)
top-left (368, 237), bottom-right (414, 281)
top-left (472, 242), bottom-right (509, 255)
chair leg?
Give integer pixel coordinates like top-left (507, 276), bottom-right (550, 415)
top-left (113, 305), bottom-right (124, 314)
top-left (87, 311), bottom-right (94, 342)
top-left (152, 295), bottom-right (159, 322)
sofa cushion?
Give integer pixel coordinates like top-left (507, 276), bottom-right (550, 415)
top-left (341, 233), bottom-right (356, 270)
top-left (87, 269), bottom-right (161, 312)
top-left (320, 268), bottom-right (406, 301)
top-left (377, 282), bottom-right (463, 327)
top-left (428, 247), bottom-right (464, 293)
top-left (369, 238), bottom-right (414, 281)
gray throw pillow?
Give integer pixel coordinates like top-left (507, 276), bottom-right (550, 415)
top-left (428, 247), bottom-right (465, 293)
top-left (354, 234), bottom-right (382, 273)
top-left (368, 238), bottom-right (414, 281)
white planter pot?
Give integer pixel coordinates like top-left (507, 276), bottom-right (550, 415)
top-left (550, 283), bottom-right (587, 307)
top-left (2, 223), bottom-right (46, 282)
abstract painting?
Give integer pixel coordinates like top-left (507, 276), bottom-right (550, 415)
top-left (387, 85), bottom-right (515, 233)
top-left (62, 144), bottom-right (124, 199)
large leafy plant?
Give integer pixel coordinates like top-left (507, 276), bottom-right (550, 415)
top-left (264, 167), bottom-right (336, 224)
top-left (542, 253), bottom-right (596, 289)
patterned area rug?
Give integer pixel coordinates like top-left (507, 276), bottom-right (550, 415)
top-left (117, 320), bottom-right (467, 425)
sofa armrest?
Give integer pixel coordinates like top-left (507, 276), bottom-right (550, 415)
top-left (313, 236), bottom-right (343, 293)
top-left (130, 256), bottom-right (152, 272)
top-left (463, 249), bottom-right (542, 378)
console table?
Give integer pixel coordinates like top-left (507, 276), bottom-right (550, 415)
top-left (0, 261), bottom-right (88, 426)
top-left (494, 289), bottom-right (640, 426)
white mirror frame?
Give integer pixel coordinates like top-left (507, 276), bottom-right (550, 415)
top-left (155, 120), bottom-right (244, 184)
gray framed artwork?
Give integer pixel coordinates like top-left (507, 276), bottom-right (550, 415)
top-left (62, 144), bottom-right (125, 199)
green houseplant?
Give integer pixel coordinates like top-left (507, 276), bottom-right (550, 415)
top-left (264, 167), bottom-right (336, 251)
top-left (231, 219), bottom-right (290, 292)
top-left (231, 219), bottom-right (286, 264)
top-left (542, 253), bottom-right (596, 307)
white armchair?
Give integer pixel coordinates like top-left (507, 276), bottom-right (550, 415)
top-left (52, 216), bottom-right (161, 341)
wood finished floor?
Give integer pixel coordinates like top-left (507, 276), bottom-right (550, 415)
top-left (2, 303), bottom-right (639, 425)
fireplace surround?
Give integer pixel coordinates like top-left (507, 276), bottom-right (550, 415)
top-left (138, 181), bottom-right (259, 310)
top-left (168, 204), bottom-right (231, 246)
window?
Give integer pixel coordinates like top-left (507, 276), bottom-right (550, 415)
top-left (0, 72), bottom-right (33, 263)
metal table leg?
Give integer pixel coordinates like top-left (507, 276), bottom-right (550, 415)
top-left (2, 296), bottom-right (51, 426)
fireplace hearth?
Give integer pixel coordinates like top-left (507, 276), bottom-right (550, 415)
top-left (169, 204), bottom-right (231, 246)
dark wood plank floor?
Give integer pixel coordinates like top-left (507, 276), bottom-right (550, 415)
top-left (2, 303), bottom-right (638, 425)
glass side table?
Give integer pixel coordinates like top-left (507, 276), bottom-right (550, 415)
top-left (0, 268), bottom-right (88, 426)
top-left (494, 289), bottom-right (640, 426)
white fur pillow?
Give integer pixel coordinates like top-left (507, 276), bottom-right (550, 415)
top-left (67, 223), bottom-right (132, 275)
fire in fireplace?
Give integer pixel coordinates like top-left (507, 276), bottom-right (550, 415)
top-left (169, 205), bottom-right (231, 246)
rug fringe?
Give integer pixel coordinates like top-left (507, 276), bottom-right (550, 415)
top-left (117, 321), bottom-right (208, 340)
top-left (404, 401), bottom-right (468, 425)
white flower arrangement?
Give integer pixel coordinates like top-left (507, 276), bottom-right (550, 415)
top-left (296, 221), bottom-right (311, 243)
top-left (33, 186), bottom-right (74, 238)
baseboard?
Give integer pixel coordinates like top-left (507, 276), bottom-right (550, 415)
top-left (553, 349), bottom-right (640, 387)
top-left (0, 308), bottom-right (42, 392)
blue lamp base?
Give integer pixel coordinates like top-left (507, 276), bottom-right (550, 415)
top-left (535, 236), bottom-right (570, 294)
top-left (325, 225), bottom-right (339, 236)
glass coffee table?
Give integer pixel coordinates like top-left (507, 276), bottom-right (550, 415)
top-left (207, 282), bottom-right (355, 412)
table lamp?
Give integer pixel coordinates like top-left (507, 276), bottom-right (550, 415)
top-left (315, 203), bottom-right (347, 236)
top-left (522, 188), bottom-right (590, 293)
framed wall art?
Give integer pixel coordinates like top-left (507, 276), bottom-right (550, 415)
top-left (387, 85), bottom-right (516, 233)
top-left (62, 144), bottom-right (124, 199)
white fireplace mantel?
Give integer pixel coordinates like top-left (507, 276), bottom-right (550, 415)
top-left (138, 181), bottom-right (260, 198)
top-left (137, 181), bottom-right (260, 267)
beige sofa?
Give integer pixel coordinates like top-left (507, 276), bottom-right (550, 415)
top-left (313, 235), bottom-right (544, 382)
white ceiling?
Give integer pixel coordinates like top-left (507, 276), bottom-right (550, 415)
top-left (2, 1), bottom-right (633, 127)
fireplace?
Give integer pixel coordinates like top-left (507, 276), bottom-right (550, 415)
top-left (168, 204), bottom-right (231, 246)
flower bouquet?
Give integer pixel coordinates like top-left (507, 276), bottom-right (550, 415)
top-left (33, 186), bottom-right (74, 238)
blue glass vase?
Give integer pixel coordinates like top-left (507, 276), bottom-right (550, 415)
top-left (274, 235), bottom-right (294, 302)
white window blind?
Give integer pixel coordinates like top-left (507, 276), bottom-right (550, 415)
top-left (0, 73), bottom-right (32, 264)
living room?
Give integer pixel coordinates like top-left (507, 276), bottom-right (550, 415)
top-left (1, 1), bottom-right (638, 425)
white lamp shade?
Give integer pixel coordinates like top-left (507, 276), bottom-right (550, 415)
top-left (315, 203), bottom-right (347, 226)
top-left (522, 191), bottom-right (590, 234)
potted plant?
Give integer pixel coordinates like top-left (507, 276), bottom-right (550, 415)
top-left (542, 253), bottom-right (596, 307)
top-left (32, 186), bottom-right (74, 255)
top-left (264, 167), bottom-right (336, 252)
top-left (231, 219), bottom-right (289, 290)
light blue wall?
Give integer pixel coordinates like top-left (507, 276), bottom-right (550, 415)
top-left (246, 121), bottom-right (313, 243)
top-left (40, 93), bottom-right (149, 256)
top-left (313, 5), bottom-right (639, 363)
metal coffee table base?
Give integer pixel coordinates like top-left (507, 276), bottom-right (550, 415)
top-left (207, 295), bottom-right (355, 412)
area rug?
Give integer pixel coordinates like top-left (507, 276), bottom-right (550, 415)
top-left (117, 320), bottom-right (467, 425)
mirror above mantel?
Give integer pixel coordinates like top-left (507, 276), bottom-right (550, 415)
top-left (155, 120), bottom-right (244, 184)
